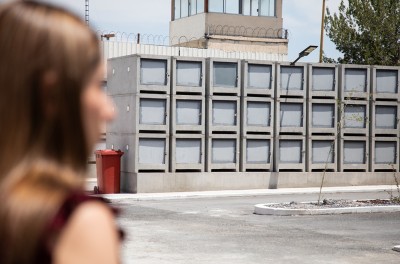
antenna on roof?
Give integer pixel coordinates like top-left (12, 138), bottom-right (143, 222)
top-left (85, 0), bottom-right (89, 25)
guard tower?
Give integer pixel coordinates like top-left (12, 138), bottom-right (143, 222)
top-left (170, 0), bottom-right (288, 55)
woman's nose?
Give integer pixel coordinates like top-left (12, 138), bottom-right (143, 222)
top-left (102, 94), bottom-right (116, 122)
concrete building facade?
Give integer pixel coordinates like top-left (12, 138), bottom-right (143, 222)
top-left (170, 0), bottom-right (288, 55)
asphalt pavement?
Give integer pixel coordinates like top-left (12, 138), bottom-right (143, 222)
top-left (112, 188), bottom-right (400, 264)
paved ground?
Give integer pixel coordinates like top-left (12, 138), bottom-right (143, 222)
top-left (114, 191), bottom-right (400, 264)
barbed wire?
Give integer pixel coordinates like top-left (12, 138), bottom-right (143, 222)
top-left (96, 30), bottom-right (205, 47)
top-left (96, 24), bottom-right (289, 47)
top-left (206, 24), bottom-right (289, 39)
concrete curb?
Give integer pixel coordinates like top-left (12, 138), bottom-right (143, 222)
top-left (254, 202), bottom-right (400, 216)
top-left (97, 185), bottom-right (399, 202)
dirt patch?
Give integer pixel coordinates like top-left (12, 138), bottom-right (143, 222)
top-left (267, 199), bottom-right (400, 209)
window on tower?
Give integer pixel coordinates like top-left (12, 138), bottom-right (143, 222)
top-left (175, 0), bottom-right (205, 20)
top-left (174, 0), bottom-right (276, 20)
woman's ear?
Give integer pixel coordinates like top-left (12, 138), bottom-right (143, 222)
top-left (40, 71), bottom-right (59, 119)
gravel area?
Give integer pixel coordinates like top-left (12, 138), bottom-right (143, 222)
top-left (266, 199), bottom-right (400, 209)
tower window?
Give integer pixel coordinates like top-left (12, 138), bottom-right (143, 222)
top-left (242, 0), bottom-right (275, 16)
top-left (174, 0), bottom-right (276, 19)
top-left (175, 0), bottom-right (205, 20)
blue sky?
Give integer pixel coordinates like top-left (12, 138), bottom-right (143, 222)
top-left (3, 0), bottom-right (343, 62)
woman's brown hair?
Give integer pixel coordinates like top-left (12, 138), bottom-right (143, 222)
top-left (0, 0), bottom-right (101, 175)
top-left (0, 1), bottom-right (102, 263)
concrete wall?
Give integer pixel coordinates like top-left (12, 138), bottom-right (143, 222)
top-left (206, 13), bottom-right (282, 32)
top-left (127, 172), bottom-right (400, 193)
top-left (103, 54), bottom-right (400, 193)
top-left (207, 37), bottom-right (288, 54)
top-left (169, 13), bottom-right (207, 40)
top-left (169, 11), bottom-right (287, 53)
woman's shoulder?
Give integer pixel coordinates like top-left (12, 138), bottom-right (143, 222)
top-left (40, 191), bottom-right (124, 264)
top-left (47, 191), bottom-right (124, 239)
top-left (49, 191), bottom-right (116, 229)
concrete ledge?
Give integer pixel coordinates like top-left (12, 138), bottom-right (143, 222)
top-left (99, 185), bottom-right (397, 202)
top-left (85, 178), bottom-right (97, 192)
top-left (118, 172), bottom-right (400, 193)
top-left (254, 202), bottom-right (400, 216)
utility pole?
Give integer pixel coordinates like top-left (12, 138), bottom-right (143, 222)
top-left (85, 0), bottom-right (89, 26)
top-left (319, 0), bottom-right (326, 63)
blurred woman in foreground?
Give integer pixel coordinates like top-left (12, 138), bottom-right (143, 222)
top-left (0, 1), bottom-right (122, 263)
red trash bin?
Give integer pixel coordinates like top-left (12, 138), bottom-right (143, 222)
top-left (94, 149), bottom-right (124, 194)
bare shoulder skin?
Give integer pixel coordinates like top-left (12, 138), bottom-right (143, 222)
top-left (53, 201), bottom-right (120, 264)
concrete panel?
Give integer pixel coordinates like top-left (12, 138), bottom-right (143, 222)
top-left (107, 54), bottom-right (171, 95)
top-left (207, 95), bottom-right (240, 133)
top-left (172, 57), bottom-right (206, 95)
top-left (340, 100), bottom-right (369, 136)
top-left (138, 138), bottom-right (166, 164)
top-left (170, 134), bottom-right (205, 172)
top-left (279, 140), bottom-right (302, 163)
top-left (308, 63), bottom-right (338, 99)
top-left (344, 141), bottom-right (366, 164)
top-left (312, 104), bottom-right (335, 128)
top-left (274, 135), bottom-right (306, 171)
top-left (140, 59), bottom-right (167, 85)
top-left (343, 105), bottom-right (366, 128)
top-left (212, 139), bottom-right (236, 164)
top-left (375, 141), bottom-right (396, 164)
top-left (242, 97), bottom-right (274, 135)
top-left (339, 136), bottom-right (369, 172)
top-left (107, 56), bottom-right (137, 96)
top-left (307, 99), bottom-right (337, 136)
top-left (312, 140), bottom-right (334, 164)
top-left (176, 100), bottom-right (202, 125)
top-left (207, 58), bottom-right (241, 95)
top-left (247, 139), bottom-right (270, 163)
top-left (339, 64), bottom-right (370, 100)
top-left (375, 105), bottom-right (397, 128)
top-left (139, 98), bottom-right (167, 125)
top-left (371, 137), bottom-right (399, 172)
top-left (247, 101), bottom-right (271, 126)
top-left (371, 101), bottom-right (399, 137)
top-left (171, 95), bottom-right (205, 134)
top-left (276, 98), bottom-right (306, 135)
top-left (280, 102), bottom-right (303, 127)
top-left (176, 61), bottom-right (202, 86)
top-left (206, 134), bottom-right (240, 171)
top-left (345, 69), bottom-right (367, 92)
top-left (280, 66), bottom-right (303, 90)
top-left (176, 139), bottom-right (202, 164)
top-left (241, 135), bottom-right (273, 172)
top-left (371, 66), bottom-right (400, 101)
top-left (312, 67), bottom-right (335, 91)
top-left (212, 100), bottom-right (237, 125)
top-left (307, 135), bottom-right (338, 172)
top-left (241, 60), bottom-right (275, 97)
top-left (106, 133), bottom-right (169, 173)
top-left (107, 95), bottom-right (136, 134)
top-left (277, 62), bottom-right (307, 98)
top-left (376, 69), bottom-right (398, 93)
top-left (248, 64), bottom-right (272, 89)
